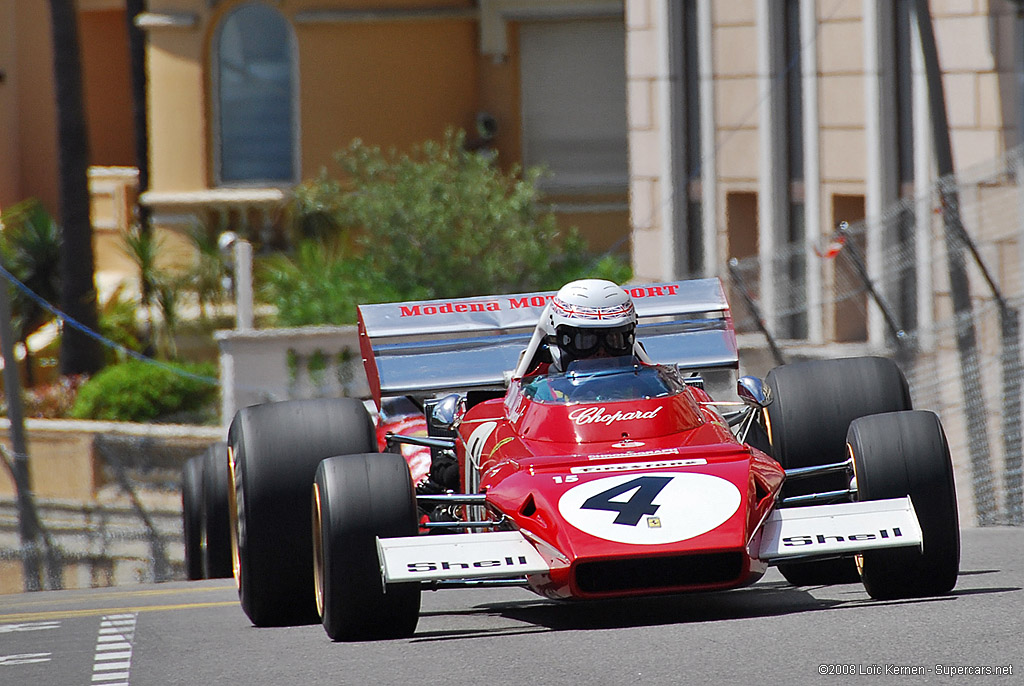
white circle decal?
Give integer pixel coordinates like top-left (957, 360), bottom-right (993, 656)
top-left (466, 421), bottom-right (498, 465)
top-left (557, 472), bottom-right (741, 545)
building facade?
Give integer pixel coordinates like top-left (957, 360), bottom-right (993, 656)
top-left (3, 0), bottom-right (1022, 340)
top-left (2, 0), bottom-right (634, 286)
top-left (133, 0), bottom-right (633, 267)
top-left (627, 0), bottom-right (1022, 350)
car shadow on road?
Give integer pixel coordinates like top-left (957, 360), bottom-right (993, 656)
top-left (415, 576), bottom-right (1020, 640)
top-left (488, 584), bottom-right (839, 632)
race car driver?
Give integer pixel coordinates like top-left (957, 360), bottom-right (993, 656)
top-left (514, 278), bottom-right (652, 377)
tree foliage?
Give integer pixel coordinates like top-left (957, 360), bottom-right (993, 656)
top-left (270, 130), bottom-right (630, 326)
top-left (0, 199), bottom-right (61, 342)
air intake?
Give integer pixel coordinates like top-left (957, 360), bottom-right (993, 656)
top-left (574, 552), bottom-right (744, 594)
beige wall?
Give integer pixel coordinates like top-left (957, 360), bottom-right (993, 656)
top-left (625, 0), bottom-right (670, 282)
top-left (0, 1), bottom-right (20, 209)
top-left (294, 18), bottom-right (480, 178)
top-left (145, 24), bottom-right (207, 192)
top-left (0, 2), bottom-right (59, 214)
top-left (0, 2), bottom-right (133, 214)
top-left (80, 9), bottom-right (135, 168)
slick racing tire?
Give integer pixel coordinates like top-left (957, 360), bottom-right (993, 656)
top-left (313, 453), bottom-right (421, 641)
top-left (765, 357), bottom-right (912, 586)
top-left (848, 411), bottom-right (960, 599)
top-left (229, 398), bottom-right (377, 627)
top-left (200, 442), bottom-right (233, 579)
top-left (182, 455), bottom-right (205, 581)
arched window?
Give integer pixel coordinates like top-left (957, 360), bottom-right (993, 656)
top-left (214, 3), bottom-right (297, 185)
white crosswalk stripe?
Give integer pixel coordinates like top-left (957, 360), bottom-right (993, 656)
top-left (90, 614), bottom-right (137, 686)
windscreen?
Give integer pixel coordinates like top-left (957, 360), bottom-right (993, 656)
top-left (521, 358), bottom-right (686, 405)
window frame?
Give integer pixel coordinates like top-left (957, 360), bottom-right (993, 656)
top-left (210, 2), bottom-right (301, 188)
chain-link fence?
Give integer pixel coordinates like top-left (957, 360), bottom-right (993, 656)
top-left (729, 148), bottom-right (1024, 528)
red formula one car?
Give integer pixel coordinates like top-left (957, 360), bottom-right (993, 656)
top-left (225, 278), bottom-right (960, 641)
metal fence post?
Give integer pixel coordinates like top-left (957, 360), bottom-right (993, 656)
top-left (0, 279), bottom-right (42, 590)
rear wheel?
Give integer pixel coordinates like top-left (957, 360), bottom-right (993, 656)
top-left (313, 452), bottom-right (421, 641)
top-left (765, 357), bottom-right (911, 586)
top-left (200, 442), bottom-right (232, 579)
top-left (229, 398), bottom-right (377, 627)
top-left (182, 456), bottom-right (205, 581)
top-left (848, 411), bottom-right (960, 599)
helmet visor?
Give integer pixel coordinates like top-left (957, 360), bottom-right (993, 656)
top-left (557, 325), bottom-right (635, 357)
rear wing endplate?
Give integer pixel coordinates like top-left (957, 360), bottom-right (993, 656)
top-left (358, 278), bottom-right (737, 405)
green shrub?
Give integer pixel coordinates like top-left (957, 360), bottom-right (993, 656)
top-left (259, 239), bottom-right (401, 326)
top-left (70, 360), bottom-right (219, 424)
top-left (270, 129), bottom-right (631, 325)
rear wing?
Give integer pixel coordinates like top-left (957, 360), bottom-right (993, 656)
top-left (357, 278), bottom-right (737, 405)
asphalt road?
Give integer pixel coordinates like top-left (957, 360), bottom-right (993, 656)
top-left (1, 527), bottom-right (1020, 686)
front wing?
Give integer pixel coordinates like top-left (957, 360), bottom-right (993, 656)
top-left (757, 497), bottom-right (922, 562)
top-left (377, 497), bottom-right (923, 585)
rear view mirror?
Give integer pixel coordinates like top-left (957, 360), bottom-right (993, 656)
top-left (429, 393), bottom-right (461, 430)
top-left (737, 376), bottom-right (770, 408)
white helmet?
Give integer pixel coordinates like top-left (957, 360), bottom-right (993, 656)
top-left (541, 279), bottom-right (637, 369)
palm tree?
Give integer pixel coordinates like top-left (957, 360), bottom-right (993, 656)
top-left (0, 199), bottom-right (62, 385)
top-left (48, 0), bottom-right (104, 376)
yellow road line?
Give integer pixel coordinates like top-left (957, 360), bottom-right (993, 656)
top-left (0, 600), bottom-right (240, 624)
top-left (0, 583), bottom-right (236, 610)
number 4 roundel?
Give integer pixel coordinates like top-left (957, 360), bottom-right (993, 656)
top-left (558, 472), bottom-right (742, 545)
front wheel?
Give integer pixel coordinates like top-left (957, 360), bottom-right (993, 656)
top-left (848, 410), bottom-right (960, 599)
top-left (313, 453), bottom-right (421, 641)
top-left (766, 356), bottom-right (912, 586)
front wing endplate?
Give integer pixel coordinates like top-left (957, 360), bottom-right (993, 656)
top-left (758, 497), bottom-right (923, 563)
top-left (377, 531), bottom-right (550, 583)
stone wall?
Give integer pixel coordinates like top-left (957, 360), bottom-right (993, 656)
top-left (0, 418), bottom-right (222, 593)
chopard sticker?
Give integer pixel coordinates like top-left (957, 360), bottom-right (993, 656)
top-left (569, 406), bottom-right (663, 426)
top-left (571, 459), bottom-right (707, 474)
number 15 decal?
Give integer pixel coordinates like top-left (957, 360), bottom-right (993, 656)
top-left (558, 472), bottom-right (742, 545)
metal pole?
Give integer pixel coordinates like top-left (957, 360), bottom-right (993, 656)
top-left (234, 239), bottom-right (254, 330)
top-left (0, 279), bottom-right (42, 590)
top-left (728, 258), bottom-right (787, 367)
top-left (835, 222), bottom-right (909, 356)
top-left (914, 0), bottom-right (997, 524)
